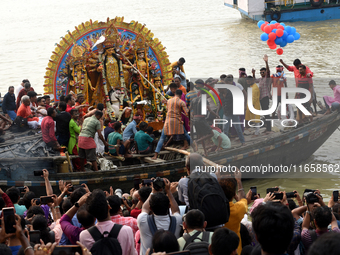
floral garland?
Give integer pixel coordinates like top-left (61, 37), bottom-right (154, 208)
top-left (99, 53), bottom-right (115, 120)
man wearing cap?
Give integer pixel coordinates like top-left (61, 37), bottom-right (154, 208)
top-left (123, 115), bottom-right (142, 142)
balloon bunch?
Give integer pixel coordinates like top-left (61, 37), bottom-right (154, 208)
top-left (257, 20), bottom-right (300, 55)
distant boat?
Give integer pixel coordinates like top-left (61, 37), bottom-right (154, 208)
top-left (224, 0), bottom-right (340, 22)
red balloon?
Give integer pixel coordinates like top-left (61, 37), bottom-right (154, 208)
top-left (265, 21), bottom-right (269, 24)
top-left (264, 25), bottom-right (272, 34)
top-left (270, 24), bottom-right (276, 29)
top-left (277, 25), bottom-right (284, 30)
top-left (277, 48), bottom-right (283, 55)
top-left (267, 40), bottom-right (275, 46)
top-left (261, 23), bottom-right (266, 31)
top-left (269, 44), bottom-right (277, 49)
top-left (274, 23), bottom-right (280, 28)
top-left (276, 29), bottom-right (284, 37)
top-left (268, 32), bottom-right (276, 41)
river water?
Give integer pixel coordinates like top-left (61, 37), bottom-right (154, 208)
top-left (0, 0), bottom-right (339, 197)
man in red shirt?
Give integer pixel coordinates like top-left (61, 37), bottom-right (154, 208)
top-left (280, 58), bottom-right (313, 82)
top-left (296, 65), bottom-right (314, 124)
top-left (280, 58), bottom-right (317, 115)
top-left (65, 94), bottom-right (86, 114)
top-left (41, 108), bottom-right (61, 150)
top-left (16, 82), bottom-right (34, 110)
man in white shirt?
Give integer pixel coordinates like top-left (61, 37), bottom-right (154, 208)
top-left (174, 67), bottom-right (187, 89)
top-left (137, 178), bottom-right (182, 255)
top-left (15, 79), bottom-right (29, 99)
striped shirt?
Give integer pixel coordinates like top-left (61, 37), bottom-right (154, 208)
top-left (164, 97), bottom-right (188, 136)
top-left (185, 90), bottom-right (198, 108)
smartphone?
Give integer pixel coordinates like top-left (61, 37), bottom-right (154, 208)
top-left (167, 251), bottom-right (191, 255)
top-left (40, 196), bottom-right (54, 204)
top-left (134, 178), bottom-right (140, 190)
top-left (250, 186), bottom-right (257, 200)
top-left (29, 230), bottom-right (41, 244)
top-left (334, 191), bottom-right (339, 202)
top-left (17, 187), bottom-right (26, 193)
top-left (52, 245), bottom-right (82, 255)
top-left (33, 198), bottom-right (41, 205)
top-left (34, 170), bottom-right (44, 176)
top-left (286, 191), bottom-right (297, 199)
top-left (273, 193), bottom-right (283, 200)
top-left (3, 207), bottom-right (16, 234)
top-left (142, 179), bottom-right (152, 186)
top-left (266, 187), bottom-right (279, 194)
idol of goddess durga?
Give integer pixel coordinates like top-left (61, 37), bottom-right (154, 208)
top-left (66, 43), bottom-right (93, 104)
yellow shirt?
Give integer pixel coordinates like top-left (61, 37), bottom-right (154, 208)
top-left (245, 83), bottom-right (261, 121)
top-left (224, 199), bottom-right (248, 255)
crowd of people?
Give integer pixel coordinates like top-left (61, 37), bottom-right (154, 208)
top-left (1, 154), bottom-right (340, 255)
top-left (1, 56), bottom-right (340, 161)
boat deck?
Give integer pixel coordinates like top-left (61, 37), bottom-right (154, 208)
top-left (265, 1), bottom-right (340, 12)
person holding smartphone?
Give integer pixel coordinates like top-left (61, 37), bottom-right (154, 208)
top-left (137, 178), bottom-right (182, 255)
top-left (6, 187), bottom-right (28, 216)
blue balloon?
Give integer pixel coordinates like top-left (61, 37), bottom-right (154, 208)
top-left (275, 37), bottom-right (283, 45)
top-left (282, 31), bottom-right (288, 40)
top-left (293, 32), bottom-right (300, 40)
top-left (280, 40), bottom-right (287, 47)
top-left (280, 22), bottom-right (286, 27)
top-left (291, 27), bottom-right (297, 35)
top-left (287, 35), bottom-right (295, 43)
top-left (270, 20), bottom-right (277, 24)
top-left (272, 29), bottom-right (277, 33)
top-left (257, 20), bottom-right (265, 28)
top-left (285, 26), bottom-right (292, 34)
top-left (260, 33), bottom-right (269, 41)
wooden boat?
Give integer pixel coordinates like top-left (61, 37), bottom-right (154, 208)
top-left (0, 110), bottom-right (339, 194)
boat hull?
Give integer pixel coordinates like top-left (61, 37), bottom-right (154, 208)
top-left (0, 112), bottom-right (339, 194)
top-left (224, 2), bottom-right (340, 22)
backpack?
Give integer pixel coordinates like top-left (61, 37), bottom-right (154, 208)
top-left (11, 116), bottom-right (29, 132)
top-left (147, 214), bottom-right (177, 235)
top-left (183, 231), bottom-right (210, 255)
top-left (188, 171), bottom-right (230, 228)
top-left (147, 214), bottom-right (177, 252)
top-left (88, 224), bottom-right (123, 255)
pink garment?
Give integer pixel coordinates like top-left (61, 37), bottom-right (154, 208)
top-left (135, 230), bottom-right (140, 255)
top-left (79, 220), bottom-right (137, 255)
top-left (51, 219), bottom-right (63, 244)
top-left (324, 85), bottom-right (340, 106)
top-left (249, 198), bottom-right (264, 214)
top-left (181, 93), bottom-right (190, 131)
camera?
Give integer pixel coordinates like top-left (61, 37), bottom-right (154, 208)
top-left (305, 192), bottom-right (319, 204)
top-left (153, 177), bottom-right (165, 191)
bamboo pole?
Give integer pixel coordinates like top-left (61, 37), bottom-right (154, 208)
top-left (164, 147), bottom-right (220, 169)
